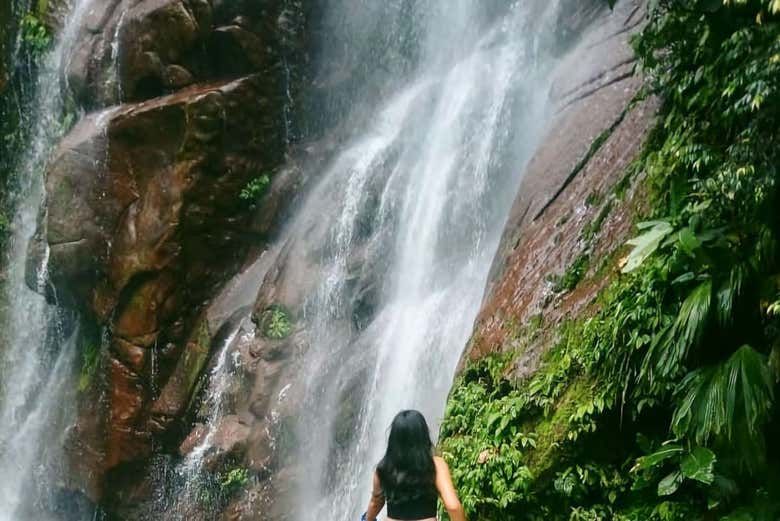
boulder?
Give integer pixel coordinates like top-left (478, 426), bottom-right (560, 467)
top-left (64, 0), bottom-right (301, 108)
top-left (30, 73), bottom-right (288, 501)
top-left (179, 415), bottom-right (251, 469)
top-left (21, 0), bottom-right (311, 513)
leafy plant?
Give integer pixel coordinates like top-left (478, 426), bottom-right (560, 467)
top-left (78, 342), bottom-right (101, 392)
top-left (239, 174), bottom-right (271, 201)
top-left (550, 254), bottom-right (590, 293)
top-left (260, 305), bottom-right (292, 339)
top-left (621, 220), bottom-right (673, 274)
top-left (632, 442), bottom-right (717, 497)
top-left (219, 467), bottom-right (249, 495)
top-left (672, 345), bottom-right (774, 471)
top-left (20, 14), bottom-right (51, 58)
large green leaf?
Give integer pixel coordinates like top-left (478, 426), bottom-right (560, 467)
top-left (622, 221), bottom-right (674, 273)
top-left (677, 227), bottom-right (702, 257)
top-left (680, 447), bottom-right (716, 484)
top-left (671, 280), bottom-right (712, 362)
top-left (632, 444), bottom-right (684, 473)
top-left (658, 471), bottom-right (683, 496)
top-left (672, 345), bottom-right (774, 472)
top-left (769, 343), bottom-right (780, 384)
top-left (641, 280), bottom-right (712, 383)
top-left (716, 265), bottom-right (746, 326)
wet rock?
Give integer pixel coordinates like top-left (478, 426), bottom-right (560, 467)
top-left (180, 415), bottom-right (251, 469)
top-left (212, 25), bottom-right (267, 76)
top-left (20, 0), bottom-right (311, 514)
top-left (106, 357), bottom-right (151, 468)
top-left (245, 421), bottom-right (274, 473)
top-left (64, 0), bottom-right (305, 108)
top-left (28, 72), bottom-right (291, 502)
top-left (112, 338), bottom-right (148, 373)
top-left (209, 415), bottom-right (251, 461)
top-left (164, 64), bottom-right (195, 88)
top-left (179, 422), bottom-right (208, 456)
top-left (465, 0), bottom-right (657, 371)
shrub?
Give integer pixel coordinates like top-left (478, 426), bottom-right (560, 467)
top-left (239, 174), bottom-right (271, 201)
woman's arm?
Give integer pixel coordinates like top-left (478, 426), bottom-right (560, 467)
top-left (364, 471), bottom-right (385, 520)
top-left (434, 456), bottom-right (466, 521)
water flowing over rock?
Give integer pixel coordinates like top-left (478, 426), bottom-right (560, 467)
top-left (1, 0), bottom-right (673, 519)
top-left (17, 0), bottom-right (309, 510)
top-left (153, 2), bottom-right (660, 521)
top-left (466, 0), bottom-right (656, 373)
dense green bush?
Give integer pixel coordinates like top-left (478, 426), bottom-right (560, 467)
top-left (440, 1), bottom-right (780, 519)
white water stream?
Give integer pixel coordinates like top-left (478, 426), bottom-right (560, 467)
top-left (0, 0), bottom-right (608, 519)
top-left (0, 0), bottom-right (100, 518)
top-left (277, 1), bottom-right (581, 519)
top-left (172, 1), bottom-right (601, 520)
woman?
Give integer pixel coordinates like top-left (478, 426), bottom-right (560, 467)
top-left (362, 410), bottom-right (466, 521)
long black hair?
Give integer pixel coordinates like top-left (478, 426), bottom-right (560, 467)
top-left (376, 410), bottom-right (436, 501)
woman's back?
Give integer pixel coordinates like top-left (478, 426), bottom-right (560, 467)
top-left (364, 411), bottom-right (466, 521)
top-left (381, 471), bottom-right (438, 520)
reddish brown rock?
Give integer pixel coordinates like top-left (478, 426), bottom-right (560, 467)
top-left (464, 0), bottom-right (657, 375)
top-left (179, 422), bottom-right (207, 455)
top-left (107, 357), bottom-right (151, 468)
top-left (27, 72), bottom-right (290, 502)
top-left (65, 0), bottom-right (297, 107)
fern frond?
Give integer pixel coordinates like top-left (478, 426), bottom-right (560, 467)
top-left (641, 281), bottom-right (713, 385)
top-left (672, 345), bottom-right (774, 473)
top-left (750, 225), bottom-right (777, 272)
top-left (716, 264), bottom-right (747, 326)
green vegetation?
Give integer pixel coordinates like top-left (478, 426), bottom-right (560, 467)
top-left (260, 305), bottom-right (292, 339)
top-left (195, 465), bottom-right (251, 512)
top-left (549, 254), bottom-right (590, 294)
top-left (239, 174), bottom-right (271, 201)
top-left (219, 467), bottom-right (250, 495)
top-left (0, 211), bottom-right (9, 249)
top-left (581, 201), bottom-right (612, 243)
top-left (78, 340), bottom-right (101, 392)
top-left (440, 1), bottom-right (780, 519)
top-left (20, 13), bottom-right (50, 59)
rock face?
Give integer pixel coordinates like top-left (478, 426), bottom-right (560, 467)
top-left (26, 0), bottom-right (309, 510)
top-left (463, 0), bottom-right (658, 373)
top-left (66, 0), bottom-right (305, 108)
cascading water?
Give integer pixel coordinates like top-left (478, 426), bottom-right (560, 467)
top-left (278, 1), bottom-right (582, 519)
top-left (169, 1), bottom-right (601, 519)
top-left (0, 0), bottom-right (608, 518)
top-left (0, 0), bottom-right (100, 518)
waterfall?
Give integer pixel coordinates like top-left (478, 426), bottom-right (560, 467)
top-left (0, 0), bottom-right (606, 518)
top-left (168, 1), bottom-right (595, 519)
top-left (0, 0), bottom-right (99, 518)
top-left (280, 1), bottom-right (579, 519)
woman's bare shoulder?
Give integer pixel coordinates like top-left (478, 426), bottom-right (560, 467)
top-left (433, 455), bottom-right (448, 468)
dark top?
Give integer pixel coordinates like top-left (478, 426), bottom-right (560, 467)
top-left (385, 486), bottom-right (438, 520)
